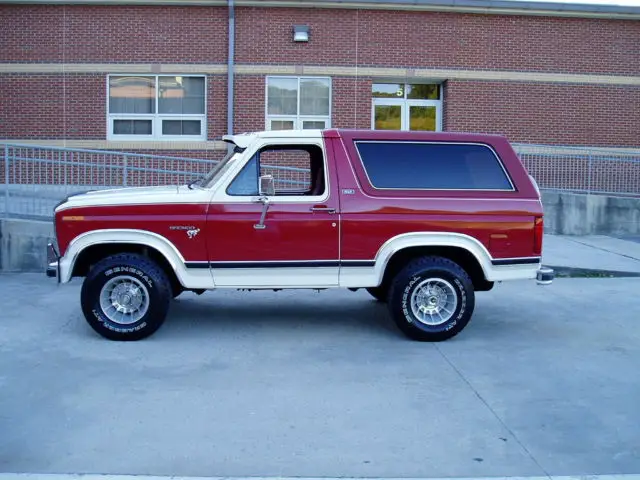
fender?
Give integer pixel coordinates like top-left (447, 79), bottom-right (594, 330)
top-left (58, 229), bottom-right (215, 289)
top-left (373, 232), bottom-right (494, 285)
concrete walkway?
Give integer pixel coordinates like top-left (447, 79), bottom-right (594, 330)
top-left (542, 234), bottom-right (640, 274)
top-left (2, 273), bottom-right (640, 477)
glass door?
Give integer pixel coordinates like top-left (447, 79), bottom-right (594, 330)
top-left (407, 100), bottom-right (441, 131)
top-left (371, 82), bottom-right (443, 132)
top-left (372, 99), bottom-right (404, 130)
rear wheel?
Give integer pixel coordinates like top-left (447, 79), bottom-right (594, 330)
top-left (80, 253), bottom-right (172, 341)
top-left (388, 256), bottom-right (475, 342)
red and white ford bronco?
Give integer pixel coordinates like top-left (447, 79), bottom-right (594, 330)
top-left (47, 128), bottom-right (553, 342)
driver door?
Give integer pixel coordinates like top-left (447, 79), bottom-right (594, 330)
top-left (205, 140), bottom-right (340, 288)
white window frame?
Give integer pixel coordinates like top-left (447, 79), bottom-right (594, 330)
top-left (265, 76), bottom-right (332, 131)
top-left (107, 74), bottom-right (207, 141)
top-left (214, 138), bottom-right (330, 204)
top-left (371, 82), bottom-right (443, 132)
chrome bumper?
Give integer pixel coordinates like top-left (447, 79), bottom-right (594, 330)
top-left (46, 242), bottom-right (60, 282)
top-left (536, 266), bottom-right (554, 285)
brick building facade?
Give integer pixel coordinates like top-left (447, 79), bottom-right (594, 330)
top-left (1, 0), bottom-right (639, 159)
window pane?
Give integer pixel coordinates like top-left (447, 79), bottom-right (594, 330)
top-left (270, 120), bottom-right (295, 130)
top-left (302, 120), bottom-right (326, 129)
top-left (409, 106), bottom-right (436, 131)
top-left (162, 120), bottom-right (201, 135)
top-left (259, 147), bottom-right (315, 193)
top-left (109, 76), bottom-right (155, 114)
top-left (113, 119), bottom-right (152, 135)
top-left (372, 83), bottom-right (404, 98)
top-left (300, 78), bottom-right (330, 115)
top-left (374, 105), bottom-right (402, 130)
top-left (158, 76), bottom-right (205, 114)
top-left (355, 142), bottom-right (513, 190)
top-left (267, 78), bottom-right (298, 115)
top-left (227, 155), bottom-right (259, 196)
top-left (406, 84), bottom-right (440, 100)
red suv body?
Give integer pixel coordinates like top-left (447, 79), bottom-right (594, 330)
top-left (47, 128), bottom-right (553, 341)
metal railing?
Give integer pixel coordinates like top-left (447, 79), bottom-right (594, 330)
top-left (1, 141), bottom-right (639, 221)
top-left (512, 143), bottom-right (640, 196)
top-left (0, 143), bottom-right (313, 220)
top-left (1, 143), bottom-right (218, 220)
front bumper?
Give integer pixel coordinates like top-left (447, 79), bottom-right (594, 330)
top-left (536, 266), bottom-right (554, 285)
top-left (46, 242), bottom-right (60, 282)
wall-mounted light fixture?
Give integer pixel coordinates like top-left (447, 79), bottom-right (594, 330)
top-left (293, 25), bottom-right (309, 42)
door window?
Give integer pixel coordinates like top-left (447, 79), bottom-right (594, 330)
top-left (227, 144), bottom-right (326, 197)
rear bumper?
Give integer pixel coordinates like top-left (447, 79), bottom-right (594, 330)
top-left (536, 266), bottom-right (554, 285)
top-left (46, 242), bottom-right (60, 282)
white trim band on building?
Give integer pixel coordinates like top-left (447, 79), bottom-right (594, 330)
top-left (1, 63), bottom-right (639, 87)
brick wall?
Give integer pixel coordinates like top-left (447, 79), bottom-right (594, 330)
top-left (235, 7), bottom-right (639, 75)
top-left (445, 81), bottom-right (640, 146)
top-left (0, 5), bottom-right (228, 64)
top-left (3, 5), bottom-right (638, 74)
top-left (208, 75), bottom-right (228, 140)
top-left (0, 4), bottom-right (639, 148)
top-left (0, 73), bottom-right (104, 139)
top-left (233, 75), bottom-right (265, 134)
top-left (331, 77), bottom-right (373, 130)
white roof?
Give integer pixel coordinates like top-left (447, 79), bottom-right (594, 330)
top-left (222, 129), bottom-right (324, 149)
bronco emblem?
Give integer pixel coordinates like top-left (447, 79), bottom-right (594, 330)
top-left (186, 228), bottom-right (200, 239)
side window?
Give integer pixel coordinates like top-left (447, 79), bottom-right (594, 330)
top-left (355, 141), bottom-right (513, 190)
top-left (226, 155), bottom-right (259, 196)
top-left (227, 144), bottom-right (326, 196)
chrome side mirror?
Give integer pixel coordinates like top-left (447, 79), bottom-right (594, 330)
top-left (259, 174), bottom-right (275, 197)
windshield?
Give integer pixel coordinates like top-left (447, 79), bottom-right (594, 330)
top-left (195, 147), bottom-right (242, 189)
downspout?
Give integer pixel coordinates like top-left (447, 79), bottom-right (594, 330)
top-left (227, 0), bottom-right (235, 151)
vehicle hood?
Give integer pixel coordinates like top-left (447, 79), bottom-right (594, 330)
top-left (55, 184), bottom-right (206, 211)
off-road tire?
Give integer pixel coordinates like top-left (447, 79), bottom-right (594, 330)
top-left (388, 256), bottom-right (475, 342)
top-left (80, 253), bottom-right (172, 341)
top-left (366, 286), bottom-right (389, 302)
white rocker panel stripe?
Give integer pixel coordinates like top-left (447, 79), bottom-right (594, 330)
top-left (213, 267), bottom-right (340, 288)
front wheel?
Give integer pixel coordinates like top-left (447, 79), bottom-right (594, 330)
top-left (80, 253), bottom-right (172, 341)
top-left (388, 256), bottom-right (475, 342)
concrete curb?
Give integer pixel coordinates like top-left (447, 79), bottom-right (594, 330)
top-left (548, 265), bottom-right (640, 278)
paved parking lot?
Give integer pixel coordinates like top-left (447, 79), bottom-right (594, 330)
top-left (1, 273), bottom-right (639, 477)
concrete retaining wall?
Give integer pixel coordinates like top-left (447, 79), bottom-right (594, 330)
top-left (0, 218), bottom-right (54, 273)
top-left (542, 191), bottom-right (640, 235)
top-left (1, 191), bottom-right (638, 272)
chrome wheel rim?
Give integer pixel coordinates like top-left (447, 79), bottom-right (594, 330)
top-left (99, 275), bottom-right (150, 325)
top-left (410, 278), bottom-right (458, 326)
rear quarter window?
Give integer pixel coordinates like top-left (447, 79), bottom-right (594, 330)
top-left (354, 141), bottom-right (514, 190)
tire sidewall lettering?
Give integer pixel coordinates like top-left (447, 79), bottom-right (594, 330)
top-left (104, 266), bottom-right (154, 289)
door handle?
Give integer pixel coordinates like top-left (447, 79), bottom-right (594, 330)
top-left (310, 206), bottom-right (336, 214)
top-left (254, 196), bottom-right (270, 229)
